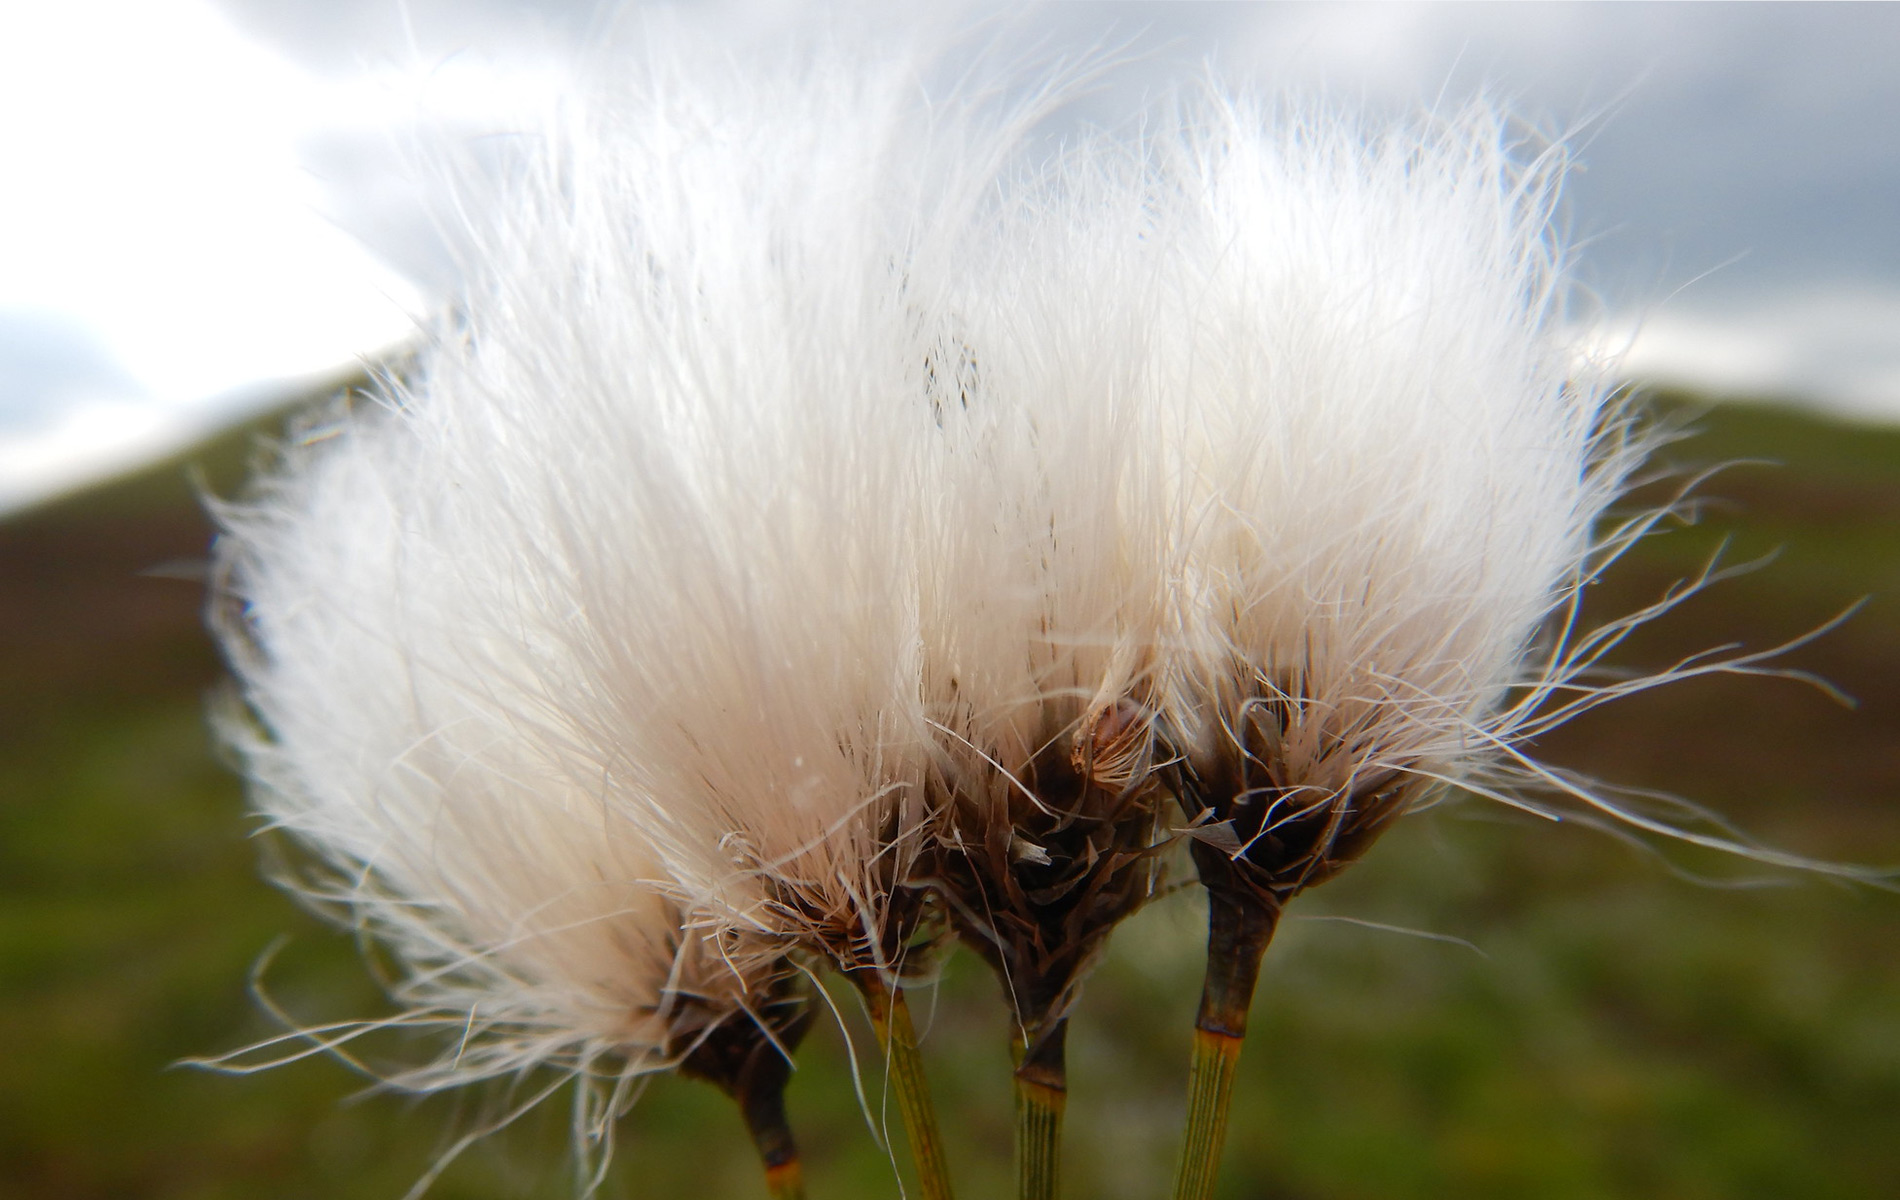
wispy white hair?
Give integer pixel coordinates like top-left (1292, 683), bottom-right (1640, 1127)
top-left (212, 30), bottom-right (1827, 1191)
top-left (1136, 91), bottom-right (1644, 877)
top-left (210, 32), bottom-right (1066, 1117)
top-left (446, 44), bottom-right (1053, 976)
top-left (922, 134), bottom-right (1179, 775)
top-left (913, 129), bottom-right (1183, 1037)
top-left (214, 418), bottom-right (757, 1091)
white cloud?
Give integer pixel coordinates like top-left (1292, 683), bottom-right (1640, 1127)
top-left (0, 0), bottom-right (422, 511)
top-left (0, 395), bottom-right (191, 514)
top-left (1615, 286), bottom-right (1900, 422)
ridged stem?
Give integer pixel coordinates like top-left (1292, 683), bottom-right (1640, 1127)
top-left (858, 974), bottom-right (956, 1200)
top-left (1013, 1019), bottom-right (1067, 1200)
top-left (1169, 879), bottom-right (1278, 1200)
top-left (1171, 1027), bottom-right (1243, 1200)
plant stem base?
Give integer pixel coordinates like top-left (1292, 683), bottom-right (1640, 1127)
top-left (1013, 1017), bottom-right (1067, 1200)
top-left (861, 976), bottom-right (956, 1200)
top-left (1171, 1027), bottom-right (1244, 1200)
top-left (1015, 1076), bottom-right (1065, 1200)
top-left (1170, 850), bottom-right (1280, 1200)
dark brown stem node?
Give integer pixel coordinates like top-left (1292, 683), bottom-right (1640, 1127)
top-left (1013, 1015), bottom-right (1068, 1095)
top-left (1188, 840), bottom-right (1281, 1040)
top-left (678, 996), bottom-right (813, 1182)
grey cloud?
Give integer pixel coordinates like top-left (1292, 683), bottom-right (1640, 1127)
top-left (214, 0), bottom-right (1900, 406)
top-left (1217, 4), bottom-right (1900, 303)
top-left (220, 1), bottom-right (1900, 293)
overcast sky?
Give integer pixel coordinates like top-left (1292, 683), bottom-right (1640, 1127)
top-left (4, 0), bottom-right (1899, 512)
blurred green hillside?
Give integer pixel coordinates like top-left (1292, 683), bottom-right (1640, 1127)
top-left (1, 393), bottom-right (1895, 1199)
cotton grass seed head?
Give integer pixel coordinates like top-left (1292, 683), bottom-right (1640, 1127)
top-left (1136, 91), bottom-right (1642, 907)
top-left (331, 45), bottom-right (969, 981)
top-left (204, 27), bottom-right (1748, 1195)
top-left (914, 135), bottom-right (1184, 1056)
top-left (207, 32), bottom-right (1052, 1159)
top-left (212, 408), bottom-right (802, 1116)
top-left (493, 47), bottom-right (1054, 984)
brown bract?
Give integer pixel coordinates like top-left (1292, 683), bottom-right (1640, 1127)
top-left (928, 698), bottom-right (1171, 1064)
top-left (1171, 689), bottom-right (1422, 916)
top-left (1163, 685), bottom-right (1428, 1046)
top-left (749, 794), bottom-right (942, 988)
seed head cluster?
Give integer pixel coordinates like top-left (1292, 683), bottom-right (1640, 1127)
top-left (210, 34), bottom-right (1644, 1178)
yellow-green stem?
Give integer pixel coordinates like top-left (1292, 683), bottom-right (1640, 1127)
top-left (1012, 1017), bottom-right (1067, 1200)
top-left (1169, 879), bottom-right (1277, 1200)
top-left (861, 976), bottom-right (956, 1200)
top-left (1171, 1028), bottom-right (1244, 1200)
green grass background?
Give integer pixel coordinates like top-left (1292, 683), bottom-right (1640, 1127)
top-left (2, 392), bottom-right (1895, 1198)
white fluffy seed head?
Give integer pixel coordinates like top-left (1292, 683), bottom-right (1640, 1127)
top-left (452, 47), bottom-right (1061, 974)
top-left (213, 38), bottom-right (1067, 1089)
top-left (1136, 91), bottom-right (1640, 842)
top-left (905, 135), bottom-right (1210, 1040)
top-left (919, 161), bottom-right (1175, 792)
top-left (212, 33), bottom-right (1672, 1145)
top-left (213, 418), bottom-right (767, 1088)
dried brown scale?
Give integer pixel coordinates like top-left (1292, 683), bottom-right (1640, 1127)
top-left (740, 801), bottom-right (953, 1199)
top-left (758, 800), bottom-right (942, 983)
top-left (927, 700), bottom-right (1172, 1064)
top-left (1169, 692), bottom-right (1422, 912)
top-left (1164, 690), bottom-right (1427, 1051)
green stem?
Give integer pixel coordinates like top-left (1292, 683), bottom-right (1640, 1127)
top-left (1013, 1018), bottom-right (1067, 1200)
top-left (1170, 881), bottom-right (1278, 1200)
top-left (859, 974), bottom-right (956, 1200)
top-left (1171, 1026), bottom-right (1243, 1200)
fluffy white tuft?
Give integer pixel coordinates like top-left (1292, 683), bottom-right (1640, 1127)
top-left (214, 35), bottom-right (1832, 1193)
top-left (919, 87), bottom-right (1660, 901)
top-left (209, 32), bottom-right (1066, 1119)
top-left (1146, 94), bottom-right (1637, 814)
top-left (214, 422), bottom-right (749, 1084)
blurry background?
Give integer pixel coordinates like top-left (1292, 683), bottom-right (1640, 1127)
top-left (2, 3), bottom-right (1896, 1198)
